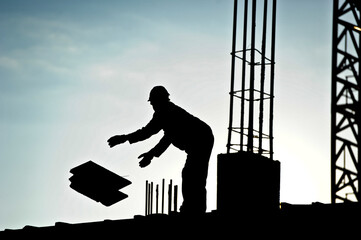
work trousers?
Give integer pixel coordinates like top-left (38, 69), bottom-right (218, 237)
top-left (180, 128), bottom-right (214, 214)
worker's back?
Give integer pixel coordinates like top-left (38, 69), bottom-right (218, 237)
top-left (154, 102), bottom-right (212, 153)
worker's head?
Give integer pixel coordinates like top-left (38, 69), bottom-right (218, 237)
top-left (148, 86), bottom-right (170, 102)
top-left (148, 86), bottom-right (170, 111)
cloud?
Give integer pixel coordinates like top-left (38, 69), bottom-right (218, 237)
top-left (0, 57), bottom-right (20, 70)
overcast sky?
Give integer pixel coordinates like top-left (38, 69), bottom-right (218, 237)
top-left (0, 0), bottom-right (333, 230)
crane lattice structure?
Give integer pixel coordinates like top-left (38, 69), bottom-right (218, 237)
top-left (331, 0), bottom-right (361, 203)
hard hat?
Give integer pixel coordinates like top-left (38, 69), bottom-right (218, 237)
top-left (148, 86), bottom-right (170, 102)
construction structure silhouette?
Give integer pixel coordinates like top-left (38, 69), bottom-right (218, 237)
top-left (217, 0), bottom-right (280, 215)
top-left (2, 0), bottom-right (361, 238)
top-left (226, 0), bottom-right (276, 158)
top-left (331, 0), bottom-right (361, 204)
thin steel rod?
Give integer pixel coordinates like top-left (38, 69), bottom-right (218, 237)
top-left (162, 179), bottom-right (165, 214)
top-left (247, 0), bottom-right (257, 152)
top-left (156, 184), bottom-right (159, 214)
top-left (240, 0), bottom-right (248, 151)
top-left (148, 182), bottom-right (151, 215)
top-left (174, 185), bottom-right (178, 212)
top-left (259, 0), bottom-right (268, 155)
top-left (227, 0), bottom-right (238, 153)
top-left (168, 180), bottom-right (172, 214)
top-left (269, 0), bottom-right (277, 161)
top-left (145, 180), bottom-right (148, 215)
top-left (150, 182), bottom-right (153, 214)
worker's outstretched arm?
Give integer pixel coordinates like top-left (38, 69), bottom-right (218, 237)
top-left (107, 114), bottom-right (162, 148)
top-left (138, 136), bottom-right (171, 168)
top-left (107, 127), bottom-right (158, 148)
top-left (138, 152), bottom-right (153, 168)
top-left (107, 135), bottom-right (128, 147)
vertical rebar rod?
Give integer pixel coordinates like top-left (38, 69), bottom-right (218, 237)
top-left (227, 0), bottom-right (238, 153)
top-left (247, 0), bottom-right (257, 152)
top-left (240, 0), bottom-right (248, 151)
top-left (174, 185), bottom-right (178, 212)
top-left (156, 184), bottom-right (159, 214)
top-left (269, 0), bottom-right (277, 160)
top-left (168, 180), bottom-right (173, 214)
top-left (148, 182), bottom-right (151, 215)
top-left (162, 179), bottom-right (165, 214)
top-left (259, 0), bottom-right (268, 155)
top-left (145, 180), bottom-right (148, 216)
top-left (150, 182), bottom-right (153, 214)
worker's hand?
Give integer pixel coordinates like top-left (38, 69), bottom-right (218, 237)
top-left (138, 152), bottom-right (154, 168)
top-left (107, 135), bottom-right (128, 148)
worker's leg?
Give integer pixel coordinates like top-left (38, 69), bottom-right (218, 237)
top-left (181, 154), bottom-right (208, 213)
top-left (180, 135), bottom-right (214, 214)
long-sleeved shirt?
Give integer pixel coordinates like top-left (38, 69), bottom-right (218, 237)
top-left (127, 102), bottom-right (212, 157)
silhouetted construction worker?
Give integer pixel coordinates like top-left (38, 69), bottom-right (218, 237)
top-left (108, 86), bottom-right (214, 214)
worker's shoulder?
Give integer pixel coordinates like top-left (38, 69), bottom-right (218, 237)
top-left (168, 102), bottom-right (192, 116)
